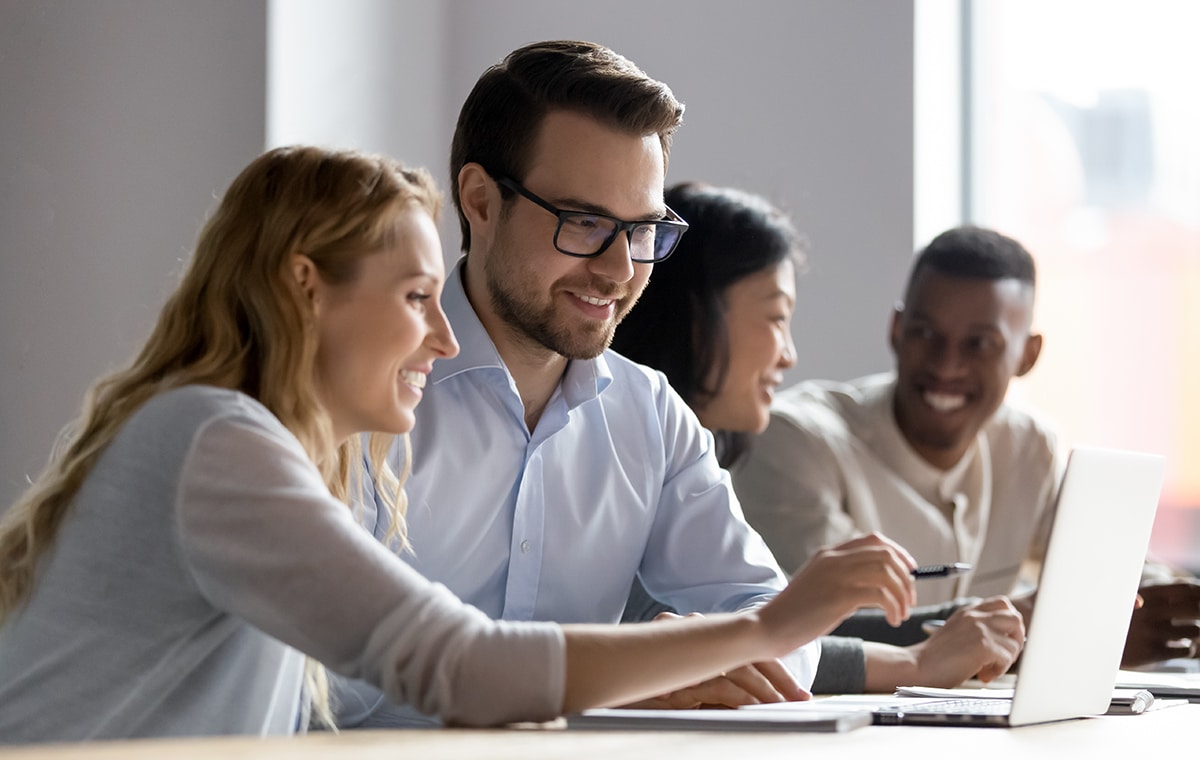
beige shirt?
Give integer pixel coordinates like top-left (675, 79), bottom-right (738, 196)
top-left (731, 373), bottom-right (1061, 607)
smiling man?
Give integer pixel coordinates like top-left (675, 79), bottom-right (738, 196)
top-left (331, 40), bottom-right (842, 729)
top-left (733, 226), bottom-right (1054, 608)
top-left (733, 225), bottom-right (1200, 668)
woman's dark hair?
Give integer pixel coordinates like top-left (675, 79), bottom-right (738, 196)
top-left (612, 182), bottom-right (805, 466)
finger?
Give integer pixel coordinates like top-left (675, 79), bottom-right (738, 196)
top-left (975, 658), bottom-right (1006, 683)
top-left (971, 596), bottom-right (1016, 613)
top-left (635, 677), bottom-right (760, 710)
top-left (679, 676), bottom-right (765, 708)
top-left (887, 540), bottom-right (919, 574)
top-left (873, 574), bottom-right (909, 627)
top-left (749, 659), bottom-right (807, 702)
top-left (826, 534), bottom-right (886, 558)
top-left (721, 664), bottom-right (789, 704)
top-left (879, 558), bottom-right (915, 621)
top-left (850, 545), bottom-right (913, 623)
top-left (983, 608), bottom-right (1027, 639)
top-left (979, 631), bottom-right (1024, 682)
top-left (652, 611), bottom-right (683, 622)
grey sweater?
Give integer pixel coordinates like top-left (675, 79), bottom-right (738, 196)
top-left (0, 386), bottom-right (564, 744)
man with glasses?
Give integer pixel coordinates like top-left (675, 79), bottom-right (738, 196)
top-left (325, 39), bottom-right (823, 728)
top-left (333, 40), bottom-right (1000, 728)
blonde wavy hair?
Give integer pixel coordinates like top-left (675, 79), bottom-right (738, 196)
top-left (0, 145), bottom-right (441, 727)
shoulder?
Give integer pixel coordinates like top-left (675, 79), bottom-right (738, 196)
top-left (125, 386), bottom-right (290, 451)
top-left (769, 373), bottom-right (892, 440)
top-left (136, 385), bottom-right (275, 426)
top-left (598, 349), bottom-right (710, 453)
top-left (983, 400), bottom-right (1059, 465)
top-left (599, 349), bottom-right (679, 411)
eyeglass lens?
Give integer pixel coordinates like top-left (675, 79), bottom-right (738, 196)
top-left (556, 214), bottom-right (681, 262)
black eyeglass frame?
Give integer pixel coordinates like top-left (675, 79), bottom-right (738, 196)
top-left (494, 175), bottom-right (688, 263)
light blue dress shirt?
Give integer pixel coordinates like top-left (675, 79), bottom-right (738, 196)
top-left (336, 259), bottom-right (818, 728)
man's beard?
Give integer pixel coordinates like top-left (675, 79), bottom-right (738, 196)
top-left (483, 250), bottom-right (637, 361)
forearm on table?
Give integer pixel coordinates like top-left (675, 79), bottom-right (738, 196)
top-left (560, 613), bottom-right (770, 713)
top-left (861, 640), bottom-right (920, 693)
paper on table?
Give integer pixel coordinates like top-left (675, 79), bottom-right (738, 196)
top-left (1115, 669), bottom-right (1200, 702)
top-left (566, 707), bottom-right (871, 733)
top-left (894, 686), bottom-right (1012, 699)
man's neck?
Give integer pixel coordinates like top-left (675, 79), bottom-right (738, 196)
top-left (501, 334), bottom-right (568, 433)
top-left (461, 264), bottom-right (567, 433)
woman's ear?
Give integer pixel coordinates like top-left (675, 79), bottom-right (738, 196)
top-left (291, 253), bottom-right (320, 311)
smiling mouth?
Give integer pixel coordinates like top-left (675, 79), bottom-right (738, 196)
top-left (923, 390), bottom-right (966, 413)
top-left (573, 292), bottom-right (615, 308)
top-left (399, 370), bottom-right (426, 389)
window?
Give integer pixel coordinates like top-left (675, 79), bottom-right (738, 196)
top-left (923, 0), bottom-right (1200, 572)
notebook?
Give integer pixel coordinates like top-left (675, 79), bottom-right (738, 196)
top-left (753, 446), bottom-right (1167, 727)
top-left (565, 706), bottom-right (870, 733)
top-left (1115, 668), bottom-right (1200, 703)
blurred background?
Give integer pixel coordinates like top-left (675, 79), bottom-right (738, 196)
top-left (1, 0), bottom-right (1196, 572)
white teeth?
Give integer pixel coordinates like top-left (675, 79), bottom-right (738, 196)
top-left (925, 391), bottom-right (965, 412)
top-left (399, 370), bottom-right (426, 389)
top-left (576, 294), bottom-right (613, 307)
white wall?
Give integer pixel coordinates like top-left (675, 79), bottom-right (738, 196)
top-left (437, 0), bottom-right (915, 383)
top-left (0, 0), bottom-right (917, 508)
top-left (0, 1), bottom-right (267, 505)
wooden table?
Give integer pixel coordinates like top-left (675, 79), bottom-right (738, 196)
top-left (2, 703), bottom-right (1195, 759)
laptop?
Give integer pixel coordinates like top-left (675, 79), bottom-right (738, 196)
top-left (744, 446), bottom-right (1166, 727)
top-left (869, 446), bottom-right (1166, 726)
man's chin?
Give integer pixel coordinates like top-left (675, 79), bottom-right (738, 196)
top-left (551, 325), bottom-right (615, 360)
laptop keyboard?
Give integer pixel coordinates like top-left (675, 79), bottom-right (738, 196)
top-left (891, 698), bottom-right (1012, 715)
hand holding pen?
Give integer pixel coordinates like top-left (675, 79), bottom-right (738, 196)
top-left (910, 563), bottom-right (974, 634)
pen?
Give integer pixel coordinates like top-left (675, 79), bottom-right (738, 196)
top-left (911, 562), bottom-right (973, 579)
top-left (921, 619), bottom-right (946, 635)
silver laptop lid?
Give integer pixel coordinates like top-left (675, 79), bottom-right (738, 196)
top-left (1008, 446), bottom-right (1165, 726)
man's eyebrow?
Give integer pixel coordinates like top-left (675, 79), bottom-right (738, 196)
top-left (553, 195), bottom-right (667, 221)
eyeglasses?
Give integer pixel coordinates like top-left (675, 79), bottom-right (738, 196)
top-left (495, 176), bottom-right (688, 263)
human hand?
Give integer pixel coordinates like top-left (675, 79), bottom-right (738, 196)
top-left (621, 659), bottom-right (809, 709)
top-left (1121, 580), bottom-right (1200, 668)
top-left (620, 612), bottom-right (809, 708)
top-left (910, 596), bottom-right (1025, 685)
top-left (759, 533), bottom-right (918, 652)
top-left (1009, 589), bottom-right (1036, 628)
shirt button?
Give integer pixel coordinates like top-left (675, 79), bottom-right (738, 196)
top-left (520, 540), bottom-right (531, 554)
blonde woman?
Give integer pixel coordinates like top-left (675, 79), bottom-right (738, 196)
top-left (0, 146), bottom-right (918, 744)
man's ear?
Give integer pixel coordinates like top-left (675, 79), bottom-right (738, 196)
top-left (887, 303), bottom-right (904, 355)
top-left (1016, 332), bottom-right (1043, 377)
top-left (458, 163), bottom-right (499, 243)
